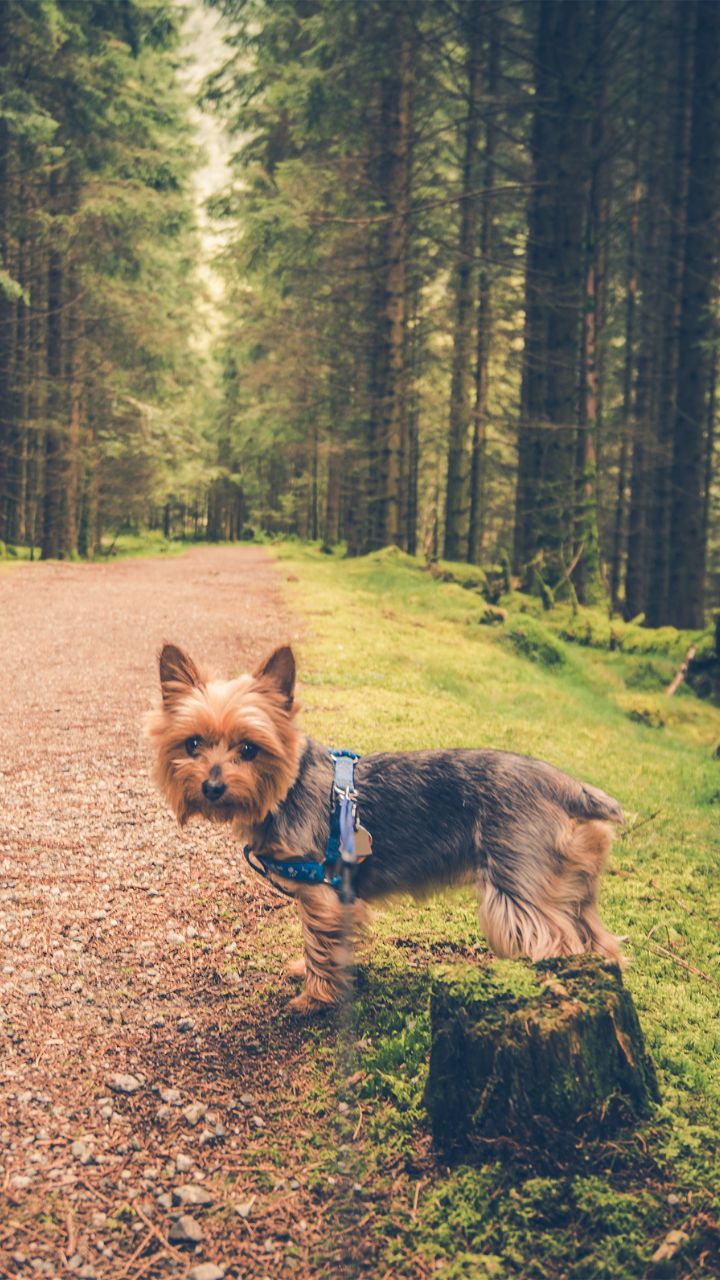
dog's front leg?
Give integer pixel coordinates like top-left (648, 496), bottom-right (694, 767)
top-left (289, 884), bottom-right (363, 1014)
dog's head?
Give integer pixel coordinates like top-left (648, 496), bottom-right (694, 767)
top-left (146, 643), bottom-right (301, 828)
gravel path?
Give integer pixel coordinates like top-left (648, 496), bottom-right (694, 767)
top-left (0, 547), bottom-right (335, 1280)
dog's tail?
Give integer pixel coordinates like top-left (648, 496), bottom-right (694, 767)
top-left (561, 777), bottom-right (624, 826)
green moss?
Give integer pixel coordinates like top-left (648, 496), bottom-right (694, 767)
top-left (432, 559), bottom-right (489, 594)
top-left (498, 590), bottom-right (545, 617)
top-left (619, 694), bottom-right (668, 729)
top-left (504, 616), bottom-right (568, 666)
top-left (426, 959), bottom-right (659, 1159)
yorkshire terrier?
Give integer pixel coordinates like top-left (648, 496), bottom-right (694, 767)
top-left (146, 643), bottom-right (624, 1013)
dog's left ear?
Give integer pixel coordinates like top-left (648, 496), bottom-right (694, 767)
top-left (254, 645), bottom-right (296, 709)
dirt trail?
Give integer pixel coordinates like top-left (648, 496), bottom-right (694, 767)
top-left (0, 547), bottom-right (331, 1279)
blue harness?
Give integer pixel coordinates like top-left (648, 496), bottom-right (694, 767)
top-left (243, 750), bottom-right (364, 904)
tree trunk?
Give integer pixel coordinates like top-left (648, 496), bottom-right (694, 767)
top-left (468, 4), bottom-right (498, 566)
top-left (426, 958), bottom-right (659, 1163)
top-left (368, 4), bottom-right (415, 552)
top-left (645, 3), bottom-right (694, 625)
top-left (667, 0), bottom-right (720, 628)
top-left (42, 173), bottom-right (66, 560)
top-left (624, 15), bottom-right (669, 620)
top-left (324, 444), bottom-right (341, 547)
top-left (610, 173), bottom-right (641, 614)
top-left (444, 1), bottom-right (483, 562)
top-left (514, 0), bottom-right (592, 591)
top-left (575, 0), bottom-right (610, 606)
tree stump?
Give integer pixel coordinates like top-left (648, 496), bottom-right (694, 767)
top-left (425, 956), bottom-right (659, 1161)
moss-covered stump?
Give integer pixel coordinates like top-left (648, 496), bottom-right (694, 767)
top-left (426, 957), bottom-right (659, 1161)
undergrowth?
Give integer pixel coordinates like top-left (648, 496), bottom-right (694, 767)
top-left (253, 543), bottom-right (720, 1279)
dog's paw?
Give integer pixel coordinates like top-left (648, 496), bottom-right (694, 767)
top-left (287, 990), bottom-right (333, 1017)
top-left (286, 956), bottom-right (307, 981)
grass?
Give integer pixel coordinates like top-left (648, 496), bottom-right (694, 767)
top-left (0, 529), bottom-right (231, 565)
top-left (251, 542), bottom-right (720, 1279)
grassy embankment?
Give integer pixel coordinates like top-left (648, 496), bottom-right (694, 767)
top-left (0, 530), bottom-right (193, 564)
top-left (242, 543), bottom-right (720, 1279)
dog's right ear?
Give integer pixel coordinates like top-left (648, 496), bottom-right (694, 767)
top-left (159, 643), bottom-right (201, 703)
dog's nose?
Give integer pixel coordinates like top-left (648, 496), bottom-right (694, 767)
top-left (202, 779), bottom-right (227, 802)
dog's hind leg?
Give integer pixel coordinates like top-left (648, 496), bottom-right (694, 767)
top-left (560, 817), bottom-right (625, 963)
top-left (477, 815), bottom-right (623, 964)
top-left (478, 873), bottom-right (586, 960)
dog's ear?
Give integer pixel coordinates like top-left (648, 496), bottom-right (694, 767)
top-left (254, 645), bottom-right (296, 708)
top-left (159, 643), bottom-right (201, 703)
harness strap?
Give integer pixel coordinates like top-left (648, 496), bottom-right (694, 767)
top-left (244, 749), bottom-right (363, 901)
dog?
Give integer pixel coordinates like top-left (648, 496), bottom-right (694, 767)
top-left (146, 642), bottom-right (624, 1013)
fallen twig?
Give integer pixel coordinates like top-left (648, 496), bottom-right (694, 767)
top-left (639, 939), bottom-right (720, 988)
top-left (65, 1210), bottom-right (77, 1259)
top-left (618, 810), bottom-right (661, 839)
top-left (132, 1206), bottom-right (184, 1261)
top-left (665, 645), bottom-right (697, 697)
top-left (115, 1229), bottom-right (153, 1279)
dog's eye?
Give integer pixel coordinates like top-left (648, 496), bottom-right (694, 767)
top-left (239, 741), bottom-right (259, 762)
top-left (185, 736), bottom-right (202, 757)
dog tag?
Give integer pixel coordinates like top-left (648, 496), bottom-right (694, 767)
top-left (353, 824), bottom-right (373, 861)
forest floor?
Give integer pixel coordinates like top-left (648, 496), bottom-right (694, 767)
top-left (1, 543), bottom-right (719, 1280)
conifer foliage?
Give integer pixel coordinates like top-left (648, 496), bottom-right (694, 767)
top-left (207, 0), bottom-right (720, 627)
top-left (0, 0), bottom-right (201, 558)
top-left (2, 0), bottom-right (719, 630)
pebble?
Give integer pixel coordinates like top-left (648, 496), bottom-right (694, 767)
top-left (183, 1102), bottom-right (206, 1126)
top-left (188, 1266), bottom-right (225, 1280)
top-left (172, 1183), bottom-right (213, 1208)
top-left (176, 1153), bottom-right (193, 1172)
top-left (234, 1198), bottom-right (254, 1218)
top-left (168, 1213), bottom-right (204, 1245)
top-left (251, 1114), bottom-right (265, 1129)
top-left (159, 1086), bottom-right (182, 1105)
top-left (71, 1139), bottom-right (96, 1165)
top-left (11, 1174), bottom-right (32, 1189)
top-left (177, 1016), bottom-right (194, 1032)
top-left (156, 1192), bottom-right (173, 1210)
top-left (167, 931), bottom-right (185, 946)
top-left (107, 1073), bottom-right (142, 1095)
